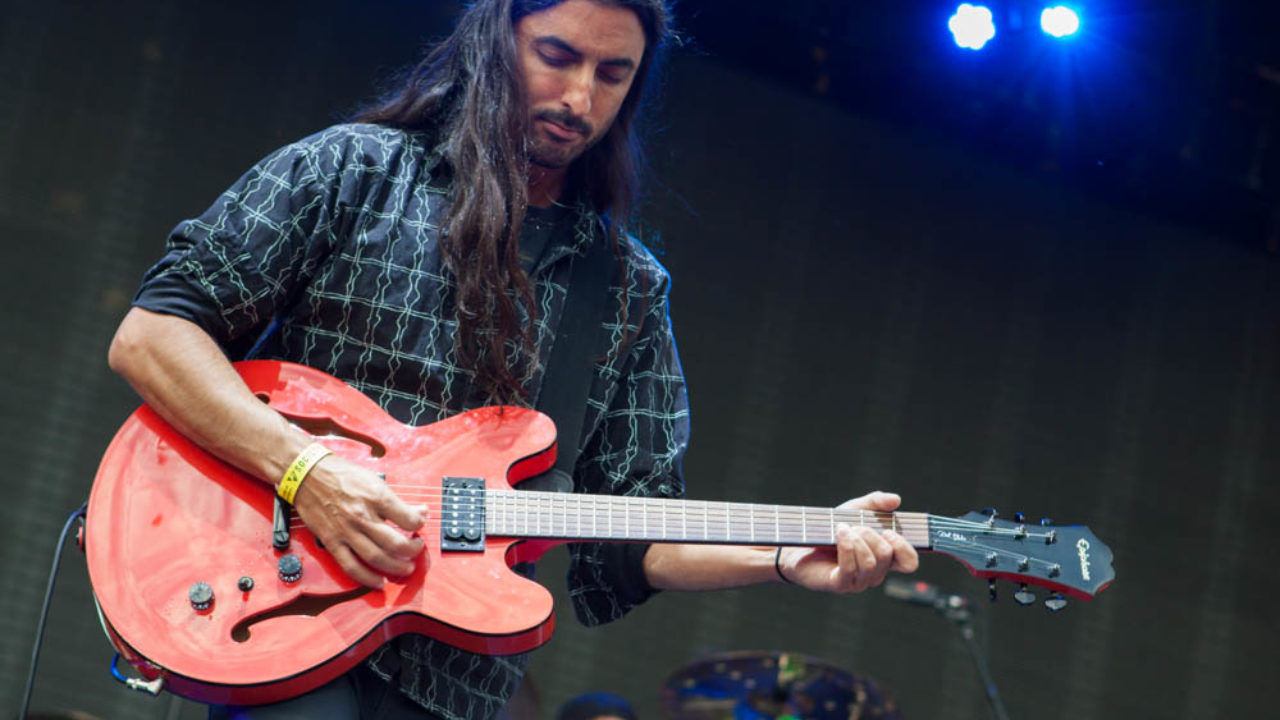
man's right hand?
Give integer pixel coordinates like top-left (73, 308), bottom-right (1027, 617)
top-left (292, 454), bottom-right (429, 589)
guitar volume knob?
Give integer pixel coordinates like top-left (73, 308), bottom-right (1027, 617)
top-left (278, 553), bottom-right (303, 583)
top-left (189, 581), bottom-right (214, 611)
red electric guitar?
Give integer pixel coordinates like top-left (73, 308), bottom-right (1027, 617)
top-left (84, 361), bottom-right (1114, 705)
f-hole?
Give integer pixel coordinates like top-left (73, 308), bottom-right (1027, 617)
top-left (254, 393), bottom-right (387, 458)
top-left (230, 587), bottom-right (373, 643)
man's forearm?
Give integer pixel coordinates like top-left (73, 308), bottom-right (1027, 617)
top-left (107, 307), bottom-right (309, 486)
top-left (643, 543), bottom-right (784, 591)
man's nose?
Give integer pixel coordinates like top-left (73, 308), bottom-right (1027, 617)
top-left (561, 68), bottom-right (593, 116)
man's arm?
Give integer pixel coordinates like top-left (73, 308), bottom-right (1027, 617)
top-left (108, 307), bottom-right (427, 589)
top-left (643, 491), bottom-right (919, 593)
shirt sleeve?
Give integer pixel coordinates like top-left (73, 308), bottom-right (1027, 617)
top-left (564, 260), bottom-right (691, 627)
top-left (132, 128), bottom-right (353, 351)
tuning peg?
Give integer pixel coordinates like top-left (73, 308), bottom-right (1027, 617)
top-left (1045, 593), bottom-right (1068, 612)
top-left (1013, 584), bottom-right (1035, 606)
top-left (1014, 512), bottom-right (1025, 523)
top-left (1039, 517), bottom-right (1053, 526)
top-left (982, 507), bottom-right (999, 517)
top-left (985, 552), bottom-right (998, 568)
top-left (988, 579), bottom-right (998, 603)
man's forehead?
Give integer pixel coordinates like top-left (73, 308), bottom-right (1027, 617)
top-left (517, 0), bottom-right (646, 61)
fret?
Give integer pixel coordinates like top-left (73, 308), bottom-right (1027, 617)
top-left (801, 506), bottom-right (807, 543)
top-left (774, 505), bottom-right (780, 545)
top-left (681, 500), bottom-right (687, 541)
top-left (749, 504), bottom-right (755, 543)
top-left (702, 500), bottom-right (708, 541)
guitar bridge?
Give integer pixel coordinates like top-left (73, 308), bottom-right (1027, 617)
top-left (441, 477), bottom-right (486, 552)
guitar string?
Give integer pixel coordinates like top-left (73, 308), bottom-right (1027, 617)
top-left (278, 489), bottom-right (1041, 529)
top-left (324, 487), bottom-right (1029, 527)
top-left (284, 505), bottom-right (1052, 541)
top-left (364, 486), bottom-right (1056, 534)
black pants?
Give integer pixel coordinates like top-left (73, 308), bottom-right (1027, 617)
top-left (207, 663), bottom-right (436, 720)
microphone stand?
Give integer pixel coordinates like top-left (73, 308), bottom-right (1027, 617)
top-left (934, 599), bottom-right (1010, 720)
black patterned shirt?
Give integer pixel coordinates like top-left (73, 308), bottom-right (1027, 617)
top-left (131, 123), bottom-right (690, 719)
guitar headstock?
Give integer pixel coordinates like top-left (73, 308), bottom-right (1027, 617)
top-left (928, 510), bottom-right (1114, 607)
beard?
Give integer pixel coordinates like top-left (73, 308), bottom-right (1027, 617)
top-left (528, 108), bottom-right (597, 169)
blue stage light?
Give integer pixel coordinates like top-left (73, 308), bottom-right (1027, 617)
top-left (1040, 6), bottom-right (1081, 38)
top-left (949, 4), bottom-right (997, 50)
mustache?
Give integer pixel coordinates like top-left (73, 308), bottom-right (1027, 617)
top-left (533, 109), bottom-right (593, 136)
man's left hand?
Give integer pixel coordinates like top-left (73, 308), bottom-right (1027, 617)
top-left (777, 491), bottom-right (920, 593)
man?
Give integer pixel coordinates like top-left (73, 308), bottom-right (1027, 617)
top-left (107, 1), bottom-right (919, 718)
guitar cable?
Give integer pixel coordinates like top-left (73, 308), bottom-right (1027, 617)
top-left (19, 502), bottom-right (88, 720)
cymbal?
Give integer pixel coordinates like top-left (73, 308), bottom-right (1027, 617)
top-left (660, 651), bottom-right (899, 720)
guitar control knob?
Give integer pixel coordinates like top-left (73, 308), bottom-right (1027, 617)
top-left (1013, 584), bottom-right (1035, 606)
top-left (189, 582), bottom-right (214, 611)
top-left (278, 554), bottom-right (303, 583)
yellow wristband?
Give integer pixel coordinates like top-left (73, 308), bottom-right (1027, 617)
top-left (277, 442), bottom-right (332, 504)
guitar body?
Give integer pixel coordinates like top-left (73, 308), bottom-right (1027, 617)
top-left (85, 361), bottom-right (560, 705)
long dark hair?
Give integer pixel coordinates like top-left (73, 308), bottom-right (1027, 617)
top-left (353, 0), bottom-right (674, 405)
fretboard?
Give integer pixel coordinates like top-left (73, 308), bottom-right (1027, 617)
top-left (484, 490), bottom-right (931, 547)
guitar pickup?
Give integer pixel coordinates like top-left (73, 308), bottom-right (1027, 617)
top-left (441, 477), bottom-right (486, 552)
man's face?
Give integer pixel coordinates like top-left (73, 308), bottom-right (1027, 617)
top-left (514, 0), bottom-right (647, 169)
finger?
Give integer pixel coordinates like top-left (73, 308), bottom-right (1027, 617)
top-left (329, 541), bottom-right (387, 589)
top-left (379, 492), bottom-right (428, 532)
top-left (856, 528), bottom-right (896, 590)
top-left (837, 491), bottom-right (902, 513)
top-left (836, 524), bottom-right (876, 590)
top-left (365, 520), bottom-right (426, 563)
top-left (883, 529), bottom-right (920, 573)
top-left (346, 530), bottom-right (416, 578)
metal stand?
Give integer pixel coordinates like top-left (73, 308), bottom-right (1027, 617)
top-left (938, 601), bottom-right (1010, 720)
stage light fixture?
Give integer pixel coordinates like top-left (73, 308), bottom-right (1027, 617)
top-left (1040, 6), bottom-right (1081, 38)
top-left (949, 4), bottom-right (997, 50)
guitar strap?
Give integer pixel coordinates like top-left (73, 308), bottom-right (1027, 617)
top-left (522, 222), bottom-right (616, 494)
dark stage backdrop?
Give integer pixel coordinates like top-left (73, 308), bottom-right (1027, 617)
top-left (2, 2), bottom-right (1276, 719)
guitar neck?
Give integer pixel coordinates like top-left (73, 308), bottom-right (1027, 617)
top-left (485, 490), bottom-right (932, 547)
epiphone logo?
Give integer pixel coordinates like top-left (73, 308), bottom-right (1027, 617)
top-left (1077, 538), bottom-right (1092, 581)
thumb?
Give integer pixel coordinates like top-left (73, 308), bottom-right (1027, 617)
top-left (382, 495), bottom-right (428, 531)
top-left (839, 491), bottom-right (902, 512)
